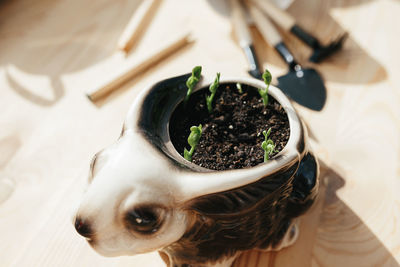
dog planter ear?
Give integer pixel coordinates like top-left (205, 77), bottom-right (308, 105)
top-left (74, 73), bottom-right (319, 267)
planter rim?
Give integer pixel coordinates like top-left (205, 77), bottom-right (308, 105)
top-left (177, 76), bottom-right (303, 171)
top-left (124, 74), bottom-right (306, 200)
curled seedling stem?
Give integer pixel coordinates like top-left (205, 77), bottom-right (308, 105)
top-left (184, 124), bottom-right (202, 162)
top-left (206, 72), bottom-right (220, 113)
top-left (236, 83), bottom-right (243, 94)
top-left (258, 69), bottom-right (272, 107)
top-left (261, 128), bottom-right (277, 162)
top-left (184, 66), bottom-right (202, 104)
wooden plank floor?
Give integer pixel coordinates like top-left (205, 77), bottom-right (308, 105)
top-left (0, 0), bottom-right (399, 266)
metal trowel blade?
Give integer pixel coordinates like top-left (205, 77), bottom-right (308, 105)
top-left (277, 68), bottom-right (326, 111)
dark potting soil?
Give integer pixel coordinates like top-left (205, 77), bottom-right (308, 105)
top-left (169, 83), bottom-right (290, 171)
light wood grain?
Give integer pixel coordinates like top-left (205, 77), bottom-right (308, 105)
top-left (0, 0), bottom-right (399, 266)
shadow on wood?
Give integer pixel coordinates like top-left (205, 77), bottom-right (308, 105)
top-left (233, 162), bottom-right (399, 267)
top-left (5, 69), bottom-right (64, 107)
top-left (0, 0), bottom-right (143, 106)
top-left (0, 134), bottom-right (20, 205)
top-left (0, 134), bottom-right (21, 170)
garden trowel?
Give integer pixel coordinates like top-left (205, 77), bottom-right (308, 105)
top-left (248, 4), bottom-right (326, 111)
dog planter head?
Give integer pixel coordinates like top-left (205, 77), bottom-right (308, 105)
top-left (74, 73), bottom-right (319, 267)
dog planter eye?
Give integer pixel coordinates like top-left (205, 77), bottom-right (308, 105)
top-left (74, 73), bottom-right (319, 267)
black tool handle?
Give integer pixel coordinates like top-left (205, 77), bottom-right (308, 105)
top-left (247, 4), bottom-right (300, 72)
top-left (230, 0), bottom-right (262, 79)
top-left (274, 42), bottom-right (299, 71)
top-left (244, 44), bottom-right (262, 79)
top-left (290, 25), bottom-right (321, 49)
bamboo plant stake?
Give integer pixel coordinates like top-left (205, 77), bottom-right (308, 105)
top-left (86, 32), bottom-right (194, 102)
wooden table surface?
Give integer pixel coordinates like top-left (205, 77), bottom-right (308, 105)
top-left (1, 0), bottom-right (399, 266)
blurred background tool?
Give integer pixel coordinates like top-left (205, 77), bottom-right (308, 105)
top-left (248, 3), bottom-right (326, 111)
top-left (230, 0), bottom-right (262, 79)
top-left (252, 0), bottom-right (348, 63)
top-left (117, 0), bottom-right (162, 54)
top-left (87, 32), bottom-right (193, 102)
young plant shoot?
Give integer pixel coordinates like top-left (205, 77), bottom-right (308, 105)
top-left (184, 66), bottom-right (202, 104)
top-left (258, 69), bottom-right (272, 107)
top-left (184, 124), bottom-right (203, 162)
top-left (206, 72), bottom-right (220, 113)
top-left (261, 128), bottom-right (276, 162)
top-left (236, 83), bottom-right (243, 94)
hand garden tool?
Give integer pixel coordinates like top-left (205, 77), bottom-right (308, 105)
top-left (230, 0), bottom-right (263, 79)
top-left (253, 0), bottom-right (348, 63)
top-left (248, 3), bottom-right (326, 111)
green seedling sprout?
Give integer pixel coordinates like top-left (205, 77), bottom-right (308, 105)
top-left (258, 69), bottom-right (272, 106)
top-left (261, 128), bottom-right (277, 162)
top-left (206, 72), bottom-right (220, 113)
top-left (236, 83), bottom-right (243, 94)
top-left (184, 66), bottom-right (202, 104)
top-left (184, 124), bottom-right (203, 162)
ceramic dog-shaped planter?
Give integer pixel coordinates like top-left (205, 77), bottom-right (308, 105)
top-left (74, 73), bottom-right (319, 267)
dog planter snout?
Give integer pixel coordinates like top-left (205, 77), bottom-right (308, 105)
top-left (74, 73), bottom-right (319, 267)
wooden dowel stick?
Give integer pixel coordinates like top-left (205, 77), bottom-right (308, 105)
top-left (117, 0), bottom-right (161, 53)
top-left (87, 32), bottom-right (193, 102)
